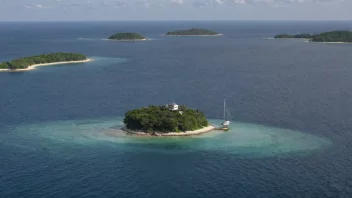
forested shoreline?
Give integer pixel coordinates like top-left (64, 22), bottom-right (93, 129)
top-left (275, 31), bottom-right (352, 43)
top-left (108, 33), bottom-right (146, 40)
top-left (0, 52), bottom-right (87, 70)
top-left (166, 28), bottom-right (218, 36)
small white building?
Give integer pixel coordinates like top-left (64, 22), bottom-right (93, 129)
top-left (168, 102), bottom-right (179, 111)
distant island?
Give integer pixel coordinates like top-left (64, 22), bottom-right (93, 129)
top-left (108, 33), bottom-right (146, 41)
top-left (165, 28), bottom-right (220, 36)
top-left (275, 34), bottom-right (313, 39)
top-left (275, 31), bottom-right (352, 43)
top-left (123, 103), bottom-right (214, 136)
top-left (0, 52), bottom-right (90, 72)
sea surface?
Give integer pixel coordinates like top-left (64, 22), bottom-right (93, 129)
top-left (1, 21), bottom-right (352, 198)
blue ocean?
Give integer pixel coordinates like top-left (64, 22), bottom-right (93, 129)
top-left (1, 21), bottom-right (352, 198)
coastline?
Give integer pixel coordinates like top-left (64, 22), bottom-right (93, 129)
top-left (0, 58), bottom-right (92, 72)
top-left (122, 125), bottom-right (216, 136)
top-left (274, 38), bottom-right (352, 44)
top-left (274, 38), bottom-right (309, 40)
top-left (107, 38), bottom-right (147, 41)
top-left (305, 41), bottom-right (352, 44)
top-left (162, 34), bottom-right (223, 37)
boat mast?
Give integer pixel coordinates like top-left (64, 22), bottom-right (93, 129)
top-left (224, 99), bottom-right (226, 121)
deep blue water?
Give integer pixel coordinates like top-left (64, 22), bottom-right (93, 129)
top-left (1, 21), bottom-right (352, 198)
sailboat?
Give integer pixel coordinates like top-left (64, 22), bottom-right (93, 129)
top-left (220, 99), bottom-right (231, 131)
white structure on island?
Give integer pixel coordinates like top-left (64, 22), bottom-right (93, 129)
top-left (168, 102), bottom-right (179, 111)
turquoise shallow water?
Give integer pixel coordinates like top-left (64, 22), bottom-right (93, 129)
top-left (26, 56), bottom-right (128, 73)
top-left (2, 117), bottom-right (331, 157)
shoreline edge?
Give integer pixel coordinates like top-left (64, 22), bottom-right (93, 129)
top-left (0, 58), bottom-right (92, 72)
top-left (122, 125), bottom-right (216, 136)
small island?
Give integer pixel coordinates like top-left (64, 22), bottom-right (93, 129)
top-left (274, 34), bottom-right (313, 39)
top-left (123, 102), bottom-right (215, 136)
top-left (108, 33), bottom-right (147, 41)
top-left (274, 31), bottom-right (352, 43)
top-left (0, 52), bottom-right (90, 72)
top-left (165, 28), bottom-right (220, 36)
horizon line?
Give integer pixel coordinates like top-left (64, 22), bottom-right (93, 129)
top-left (1, 19), bottom-right (352, 23)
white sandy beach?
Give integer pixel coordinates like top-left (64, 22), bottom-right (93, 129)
top-left (0, 58), bottom-right (91, 72)
top-left (318, 42), bottom-right (352, 44)
top-left (304, 40), bottom-right (352, 44)
top-left (122, 125), bottom-right (216, 136)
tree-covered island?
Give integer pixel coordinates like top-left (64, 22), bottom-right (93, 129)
top-left (108, 33), bottom-right (146, 41)
top-left (123, 103), bottom-right (211, 135)
top-left (165, 28), bottom-right (219, 36)
top-left (0, 52), bottom-right (88, 70)
top-left (275, 34), bottom-right (313, 39)
top-left (275, 31), bottom-right (352, 43)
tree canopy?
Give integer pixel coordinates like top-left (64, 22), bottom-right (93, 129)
top-left (311, 31), bottom-right (352, 42)
top-left (275, 31), bottom-right (352, 42)
top-left (274, 34), bottom-right (313, 39)
top-left (0, 52), bottom-right (87, 70)
top-left (108, 33), bottom-right (146, 40)
top-left (123, 105), bottom-right (209, 133)
top-left (166, 28), bottom-right (218, 36)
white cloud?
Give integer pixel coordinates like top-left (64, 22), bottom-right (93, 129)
top-left (24, 4), bottom-right (33, 8)
top-left (193, 0), bottom-right (211, 7)
top-left (215, 0), bottom-right (225, 4)
top-left (23, 4), bottom-right (51, 9)
top-left (133, 0), bottom-right (152, 8)
top-left (144, 2), bottom-right (151, 8)
top-left (228, 0), bottom-right (344, 5)
top-left (115, 1), bottom-right (128, 8)
top-left (232, 0), bottom-right (247, 4)
top-left (170, 0), bottom-right (184, 4)
top-left (13, 0), bottom-right (350, 11)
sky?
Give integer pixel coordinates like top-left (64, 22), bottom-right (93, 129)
top-left (0, 0), bottom-right (351, 21)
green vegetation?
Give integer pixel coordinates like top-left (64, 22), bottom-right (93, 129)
top-left (165, 28), bottom-right (218, 36)
top-left (0, 62), bottom-right (9, 69)
top-left (108, 33), bottom-right (146, 40)
top-left (275, 31), bottom-right (352, 43)
top-left (311, 31), bottom-right (352, 43)
top-left (123, 105), bottom-right (209, 133)
top-left (0, 52), bottom-right (87, 70)
top-left (274, 34), bottom-right (313, 39)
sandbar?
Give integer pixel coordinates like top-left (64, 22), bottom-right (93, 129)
top-left (0, 58), bottom-right (92, 72)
